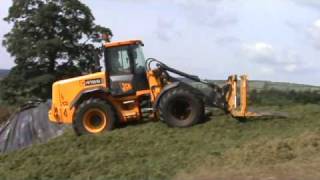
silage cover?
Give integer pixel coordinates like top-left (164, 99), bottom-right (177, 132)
top-left (0, 101), bottom-right (66, 153)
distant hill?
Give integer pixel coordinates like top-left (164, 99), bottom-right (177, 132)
top-left (248, 80), bottom-right (320, 92)
top-left (0, 69), bottom-right (9, 80)
top-left (185, 79), bottom-right (320, 92)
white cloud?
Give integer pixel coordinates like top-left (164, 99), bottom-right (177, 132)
top-left (284, 64), bottom-right (298, 72)
top-left (308, 19), bottom-right (320, 49)
top-left (155, 18), bottom-right (181, 42)
top-left (215, 36), bottom-right (241, 46)
top-left (315, 19), bottom-right (320, 28)
top-left (291, 0), bottom-right (320, 10)
top-left (241, 42), bottom-right (303, 73)
top-left (173, 0), bottom-right (239, 28)
top-left (173, 0), bottom-right (222, 8)
top-left (261, 66), bottom-right (275, 74)
top-left (242, 42), bottom-right (276, 64)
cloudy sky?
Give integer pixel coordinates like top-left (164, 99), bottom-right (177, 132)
top-left (1, 0), bottom-right (320, 85)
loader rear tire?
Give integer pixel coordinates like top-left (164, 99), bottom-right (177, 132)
top-left (73, 98), bottom-right (116, 136)
top-left (159, 87), bottom-right (204, 128)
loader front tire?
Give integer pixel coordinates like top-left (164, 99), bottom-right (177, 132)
top-left (159, 87), bottom-right (204, 128)
top-left (73, 98), bottom-right (116, 136)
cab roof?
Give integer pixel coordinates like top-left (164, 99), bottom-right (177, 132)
top-left (104, 40), bottom-right (143, 48)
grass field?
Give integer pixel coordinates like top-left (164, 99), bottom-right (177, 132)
top-left (0, 103), bottom-right (320, 180)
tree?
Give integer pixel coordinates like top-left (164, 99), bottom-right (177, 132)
top-left (1, 0), bottom-right (112, 104)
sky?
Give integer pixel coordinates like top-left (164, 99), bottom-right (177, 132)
top-left (1, 0), bottom-right (320, 85)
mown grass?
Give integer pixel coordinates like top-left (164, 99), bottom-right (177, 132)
top-left (0, 103), bottom-right (320, 180)
top-left (177, 128), bottom-right (320, 180)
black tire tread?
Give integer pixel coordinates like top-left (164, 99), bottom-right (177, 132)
top-left (73, 98), bottom-right (117, 136)
top-left (158, 87), bottom-right (204, 127)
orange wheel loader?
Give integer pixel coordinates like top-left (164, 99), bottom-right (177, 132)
top-left (49, 39), bottom-right (259, 135)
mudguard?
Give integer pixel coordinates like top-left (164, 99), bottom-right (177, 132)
top-left (70, 87), bottom-right (110, 108)
top-left (152, 82), bottom-right (180, 111)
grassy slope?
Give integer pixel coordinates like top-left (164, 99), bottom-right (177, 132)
top-left (1, 104), bottom-right (320, 180)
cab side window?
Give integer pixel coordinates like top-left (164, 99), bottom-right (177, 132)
top-left (107, 47), bottom-right (132, 75)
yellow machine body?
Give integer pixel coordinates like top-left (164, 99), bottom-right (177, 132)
top-left (49, 71), bottom-right (154, 124)
top-left (49, 39), bottom-right (258, 134)
top-left (49, 40), bottom-right (165, 124)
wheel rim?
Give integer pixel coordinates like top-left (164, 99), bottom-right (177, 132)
top-left (83, 108), bottom-right (108, 133)
top-left (170, 98), bottom-right (192, 121)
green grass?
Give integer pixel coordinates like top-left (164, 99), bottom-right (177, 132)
top-left (1, 104), bottom-right (320, 180)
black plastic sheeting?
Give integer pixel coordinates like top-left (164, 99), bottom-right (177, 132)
top-left (0, 101), bottom-right (66, 153)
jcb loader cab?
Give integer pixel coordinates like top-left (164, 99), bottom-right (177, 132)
top-left (49, 39), bottom-right (256, 135)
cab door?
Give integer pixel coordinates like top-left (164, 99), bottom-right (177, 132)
top-left (105, 46), bottom-right (135, 96)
